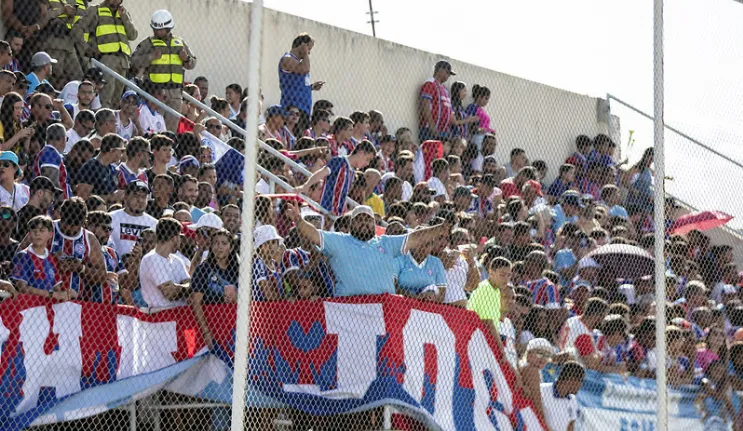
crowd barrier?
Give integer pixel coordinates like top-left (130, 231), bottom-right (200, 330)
top-left (0, 293), bottom-right (731, 430)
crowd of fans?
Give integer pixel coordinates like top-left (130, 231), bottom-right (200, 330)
top-left (0, 1), bottom-right (742, 430)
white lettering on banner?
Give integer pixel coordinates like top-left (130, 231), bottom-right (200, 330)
top-left (17, 303), bottom-right (83, 414)
top-left (401, 310), bottom-right (456, 429)
top-left (116, 316), bottom-right (177, 379)
top-left (284, 303), bottom-right (386, 398)
top-left (467, 329), bottom-right (514, 431)
top-left (0, 315), bottom-right (8, 355)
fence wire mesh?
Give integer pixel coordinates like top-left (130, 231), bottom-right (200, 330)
top-left (0, 1), bottom-right (740, 430)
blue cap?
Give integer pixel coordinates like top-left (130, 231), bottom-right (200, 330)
top-left (265, 104), bottom-right (286, 118)
top-left (121, 90), bottom-right (139, 101)
top-left (562, 192), bottom-right (585, 209)
top-left (178, 155), bottom-right (200, 174)
top-left (0, 152), bottom-right (21, 176)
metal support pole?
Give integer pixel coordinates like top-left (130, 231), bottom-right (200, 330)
top-left (231, 0), bottom-right (263, 430)
top-left (653, 1), bottom-right (667, 430)
top-left (128, 402), bottom-right (136, 431)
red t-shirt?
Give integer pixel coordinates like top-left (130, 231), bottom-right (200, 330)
top-left (500, 178), bottom-right (522, 199)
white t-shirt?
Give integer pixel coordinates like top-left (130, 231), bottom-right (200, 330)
top-left (428, 176), bottom-right (449, 199)
top-left (0, 183), bottom-right (29, 212)
top-left (138, 105), bottom-right (166, 135)
top-left (61, 81), bottom-right (101, 110)
top-left (558, 316), bottom-right (599, 358)
top-left (65, 128), bottom-right (85, 154)
top-left (109, 209), bottom-right (157, 255)
top-left (540, 383), bottom-right (579, 431)
top-left (256, 178), bottom-right (270, 194)
top-left (139, 250), bottom-right (189, 308)
top-left (499, 317), bottom-right (518, 370)
top-left (116, 111), bottom-right (137, 141)
top-left (444, 255), bottom-right (468, 304)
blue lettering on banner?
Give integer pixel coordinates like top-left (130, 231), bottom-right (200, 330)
top-left (620, 417), bottom-right (655, 431)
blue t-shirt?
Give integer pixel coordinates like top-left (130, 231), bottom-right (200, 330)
top-left (609, 204), bottom-right (629, 219)
top-left (394, 253), bottom-right (447, 295)
top-left (192, 260), bottom-right (239, 304)
top-left (320, 232), bottom-right (407, 297)
top-left (553, 248), bottom-right (577, 286)
top-left (25, 72), bottom-right (48, 95)
top-left (11, 246), bottom-right (60, 292)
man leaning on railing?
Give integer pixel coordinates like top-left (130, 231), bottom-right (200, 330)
top-left (284, 202), bottom-right (450, 297)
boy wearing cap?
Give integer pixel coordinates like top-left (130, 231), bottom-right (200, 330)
top-left (540, 361), bottom-right (585, 431)
top-left (34, 123), bottom-right (71, 198)
top-left (116, 91), bottom-right (142, 140)
top-left (77, 134), bottom-right (126, 203)
top-left (109, 181), bottom-right (158, 256)
top-left (0, 151), bottom-right (29, 211)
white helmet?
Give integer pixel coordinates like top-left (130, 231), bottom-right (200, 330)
top-left (151, 10), bottom-right (174, 30)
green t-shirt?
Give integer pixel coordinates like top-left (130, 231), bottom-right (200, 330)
top-left (467, 279), bottom-right (502, 329)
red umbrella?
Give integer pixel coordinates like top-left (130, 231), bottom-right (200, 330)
top-left (670, 211), bottom-right (733, 235)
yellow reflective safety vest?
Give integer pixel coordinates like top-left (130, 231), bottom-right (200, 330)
top-left (95, 6), bottom-right (131, 56)
top-left (48, 0), bottom-right (89, 41)
top-left (148, 37), bottom-right (185, 86)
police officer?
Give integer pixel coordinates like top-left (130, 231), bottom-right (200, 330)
top-left (131, 10), bottom-right (196, 132)
top-left (42, 0), bottom-right (86, 89)
top-left (73, 0), bottom-right (138, 108)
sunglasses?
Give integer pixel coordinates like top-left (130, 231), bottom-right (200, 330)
top-left (288, 110), bottom-right (300, 116)
top-left (41, 104), bottom-right (53, 110)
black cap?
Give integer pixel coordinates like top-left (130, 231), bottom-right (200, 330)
top-left (13, 71), bottom-right (29, 85)
top-left (453, 185), bottom-right (475, 198)
top-left (434, 60), bottom-right (456, 76)
top-left (125, 180), bottom-right (150, 195)
top-left (84, 67), bottom-right (107, 84)
top-left (30, 176), bottom-right (63, 195)
top-left (35, 82), bottom-right (59, 96)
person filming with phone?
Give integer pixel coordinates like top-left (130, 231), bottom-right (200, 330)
top-left (279, 33), bottom-right (325, 135)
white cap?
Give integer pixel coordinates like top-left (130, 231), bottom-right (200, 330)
top-left (187, 212), bottom-right (223, 231)
top-left (31, 52), bottom-right (57, 68)
top-left (526, 338), bottom-right (555, 354)
top-left (618, 283), bottom-right (636, 305)
top-left (578, 257), bottom-right (601, 270)
top-left (253, 225), bottom-right (283, 250)
top-left (722, 284), bottom-right (738, 295)
top-left (351, 205), bottom-right (374, 219)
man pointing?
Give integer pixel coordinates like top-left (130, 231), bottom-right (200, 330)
top-left (285, 203), bottom-right (450, 297)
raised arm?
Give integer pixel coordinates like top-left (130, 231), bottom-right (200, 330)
top-left (284, 202), bottom-right (321, 246)
top-left (404, 222), bottom-right (449, 254)
top-left (295, 166), bottom-right (330, 195)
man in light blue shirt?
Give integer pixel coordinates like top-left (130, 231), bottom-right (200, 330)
top-left (26, 52), bottom-right (56, 95)
top-left (285, 203), bottom-right (449, 297)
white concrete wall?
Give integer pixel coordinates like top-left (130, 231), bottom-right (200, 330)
top-left (125, 0), bottom-right (606, 182)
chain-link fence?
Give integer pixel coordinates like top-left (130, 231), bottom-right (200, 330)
top-left (0, 0), bottom-right (741, 430)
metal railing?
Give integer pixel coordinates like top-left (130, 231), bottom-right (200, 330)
top-left (607, 93), bottom-right (743, 243)
top-left (90, 59), bottom-right (340, 220)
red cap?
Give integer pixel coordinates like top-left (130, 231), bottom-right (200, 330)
top-left (525, 180), bottom-right (543, 196)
